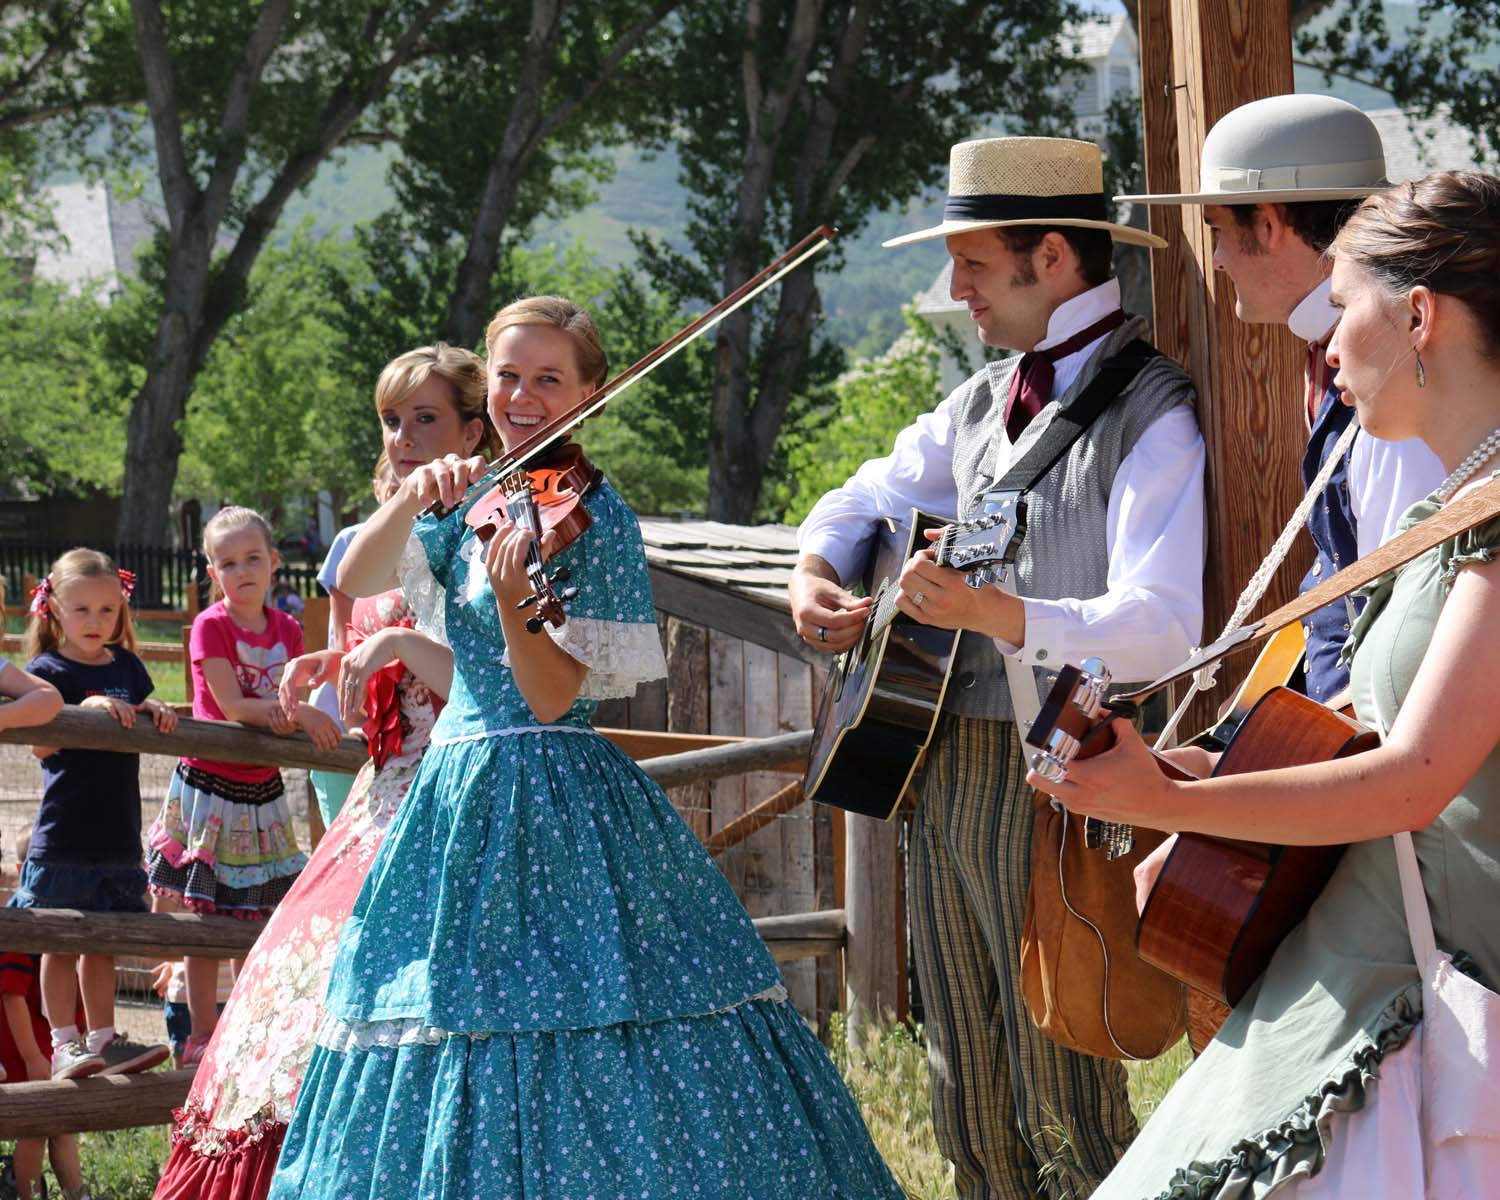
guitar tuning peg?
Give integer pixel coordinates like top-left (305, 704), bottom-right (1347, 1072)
top-left (525, 615), bottom-right (545, 634)
top-left (551, 566), bottom-right (571, 584)
top-left (515, 594), bottom-right (539, 611)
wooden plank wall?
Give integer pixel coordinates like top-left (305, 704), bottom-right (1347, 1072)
top-left (596, 614), bottom-right (833, 1026)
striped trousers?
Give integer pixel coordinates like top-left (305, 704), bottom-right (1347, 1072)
top-left (908, 716), bottom-right (1137, 1199)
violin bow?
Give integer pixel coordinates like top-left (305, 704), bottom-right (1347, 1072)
top-left (423, 224), bottom-right (838, 519)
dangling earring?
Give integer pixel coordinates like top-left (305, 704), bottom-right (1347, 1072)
top-left (1414, 348), bottom-right (1427, 388)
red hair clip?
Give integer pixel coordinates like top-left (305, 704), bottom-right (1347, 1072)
top-left (118, 568), bottom-right (136, 599)
top-left (28, 576), bottom-right (52, 616)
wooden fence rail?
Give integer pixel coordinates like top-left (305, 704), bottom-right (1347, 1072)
top-left (0, 907), bottom-right (847, 1137)
top-left (0, 705), bottom-right (812, 786)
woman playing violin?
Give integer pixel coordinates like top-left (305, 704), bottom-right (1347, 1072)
top-left (1031, 171), bottom-right (1500, 1197)
top-left (269, 295), bottom-right (905, 1199)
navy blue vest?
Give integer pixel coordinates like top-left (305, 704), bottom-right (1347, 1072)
top-left (1299, 382), bottom-right (1361, 702)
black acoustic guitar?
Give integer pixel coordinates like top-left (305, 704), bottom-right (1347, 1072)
top-left (803, 492), bottom-right (1028, 819)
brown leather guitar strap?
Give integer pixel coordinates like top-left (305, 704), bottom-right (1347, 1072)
top-left (1118, 471), bottom-right (1500, 707)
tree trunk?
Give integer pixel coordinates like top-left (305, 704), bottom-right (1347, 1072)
top-left (443, 0), bottom-right (562, 348)
top-left (116, 228), bottom-right (215, 551)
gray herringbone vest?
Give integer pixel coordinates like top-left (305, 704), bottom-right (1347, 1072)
top-left (943, 316), bottom-right (1196, 720)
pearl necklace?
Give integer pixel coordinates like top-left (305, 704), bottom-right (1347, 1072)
top-left (1435, 426), bottom-right (1500, 503)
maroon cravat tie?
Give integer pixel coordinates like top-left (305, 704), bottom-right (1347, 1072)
top-left (1305, 340), bottom-right (1332, 430)
top-left (1005, 309), bottom-right (1128, 442)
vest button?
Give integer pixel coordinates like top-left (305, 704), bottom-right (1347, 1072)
top-left (1312, 561), bottom-right (1322, 576)
top-left (958, 671), bottom-right (977, 689)
top-left (1035, 648), bottom-right (1048, 661)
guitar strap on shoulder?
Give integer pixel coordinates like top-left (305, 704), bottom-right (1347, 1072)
top-left (986, 339), bottom-right (1162, 733)
top-left (994, 339), bottom-right (1162, 496)
top-left (1119, 470), bottom-right (1500, 705)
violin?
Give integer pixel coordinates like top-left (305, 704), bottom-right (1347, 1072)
top-left (464, 442), bottom-right (601, 633)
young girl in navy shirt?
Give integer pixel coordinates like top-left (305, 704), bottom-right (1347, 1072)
top-left (17, 548), bottom-right (176, 1079)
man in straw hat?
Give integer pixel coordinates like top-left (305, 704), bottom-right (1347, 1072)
top-left (790, 136), bottom-right (1207, 1198)
top-left (1119, 93), bottom-right (1444, 708)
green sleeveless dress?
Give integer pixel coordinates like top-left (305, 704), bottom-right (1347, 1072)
top-left (1095, 500), bottom-right (1500, 1199)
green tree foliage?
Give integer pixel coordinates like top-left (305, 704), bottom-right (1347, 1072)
top-left (179, 228), bottom-right (373, 520)
top-left (99, 0), bottom-right (455, 545)
top-left (627, 0), bottom-right (1083, 523)
top-left (346, 0), bottom-right (683, 354)
top-left (773, 312), bottom-right (943, 527)
top-left (0, 263), bottom-right (144, 497)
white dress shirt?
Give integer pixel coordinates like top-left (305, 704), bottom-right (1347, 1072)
top-left (799, 279), bottom-right (1207, 682)
top-left (1288, 278), bottom-right (1446, 555)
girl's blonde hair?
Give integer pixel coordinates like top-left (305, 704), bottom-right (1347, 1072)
top-left (371, 343), bottom-right (500, 485)
top-left (202, 506), bottom-right (276, 603)
top-left (484, 295), bottom-right (609, 391)
top-left (24, 548), bottom-right (138, 658)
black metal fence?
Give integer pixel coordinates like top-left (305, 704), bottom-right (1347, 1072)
top-left (0, 542), bottom-right (323, 613)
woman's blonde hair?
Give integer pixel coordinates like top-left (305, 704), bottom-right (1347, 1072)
top-left (484, 295), bottom-right (609, 391)
top-left (371, 343), bottom-right (499, 485)
top-left (1333, 170), bottom-right (1500, 355)
top-left (25, 548), bottom-right (138, 658)
top-left (202, 506), bottom-right (276, 603)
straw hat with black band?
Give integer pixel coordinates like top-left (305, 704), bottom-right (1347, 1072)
top-left (1116, 93), bottom-right (1388, 208)
top-left (883, 136), bottom-right (1166, 250)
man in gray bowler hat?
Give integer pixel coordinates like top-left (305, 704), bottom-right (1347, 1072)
top-left (1120, 93), bottom-right (1445, 707)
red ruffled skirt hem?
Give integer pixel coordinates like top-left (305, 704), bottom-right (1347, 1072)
top-left (152, 1115), bottom-right (286, 1200)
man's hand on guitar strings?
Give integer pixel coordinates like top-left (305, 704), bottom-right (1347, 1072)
top-left (1026, 717), bottom-right (1182, 829)
top-left (896, 543), bottom-right (1025, 645)
top-left (790, 559), bottom-right (872, 654)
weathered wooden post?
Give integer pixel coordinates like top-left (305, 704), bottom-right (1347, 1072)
top-left (1138, 0), bottom-right (1310, 723)
top-left (844, 812), bottom-right (901, 1047)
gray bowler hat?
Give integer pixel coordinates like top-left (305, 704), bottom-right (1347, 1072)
top-left (1117, 94), bottom-right (1388, 206)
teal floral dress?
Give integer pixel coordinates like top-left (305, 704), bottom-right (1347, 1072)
top-left (268, 479), bottom-right (902, 1199)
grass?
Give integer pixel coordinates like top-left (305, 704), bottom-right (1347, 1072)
top-left (4, 1017), bottom-right (1193, 1197)
top-left (830, 1013), bottom-right (1192, 1200)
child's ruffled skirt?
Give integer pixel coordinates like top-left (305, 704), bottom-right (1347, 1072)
top-left (147, 761), bottom-right (307, 918)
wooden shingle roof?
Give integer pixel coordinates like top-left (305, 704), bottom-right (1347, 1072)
top-left (636, 518), bottom-right (810, 660)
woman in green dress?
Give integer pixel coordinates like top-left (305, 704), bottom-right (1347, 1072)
top-left (1028, 169), bottom-right (1500, 1197)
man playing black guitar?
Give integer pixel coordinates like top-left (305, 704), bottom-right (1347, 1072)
top-left (789, 136), bottom-right (1207, 1200)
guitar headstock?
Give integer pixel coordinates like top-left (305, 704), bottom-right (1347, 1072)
top-left (932, 489), bottom-right (1028, 588)
top-left (1024, 658), bottom-right (1138, 858)
top-left (1025, 657), bottom-right (1113, 783)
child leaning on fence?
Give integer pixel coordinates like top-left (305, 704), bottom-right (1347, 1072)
top-left (14, 550), bottom-right (173, 1081)
top-left (0, 833), bottom-right (92, 1200)
top-left (145, 507), bottom-right (339, 1067)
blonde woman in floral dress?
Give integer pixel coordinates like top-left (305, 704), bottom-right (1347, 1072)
top-left (152, 343), bottom-right (498, 1200)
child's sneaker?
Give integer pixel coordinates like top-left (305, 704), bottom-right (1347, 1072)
top-left (95, 1032), bottom-right (171, 1076)
top-left (180, 1032), bottom-right (211, 1069)
top-left (50, 1038), bottom-right (104, 1080)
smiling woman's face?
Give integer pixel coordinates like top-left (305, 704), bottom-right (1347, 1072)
top-left (486, 324), bottom-right (590, 453)
top-left (379, 375), bottom-right (480, 480)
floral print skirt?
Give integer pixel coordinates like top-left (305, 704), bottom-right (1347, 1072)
top-left (147, 762), bottom-right (306, 917)
top-left (267, 728), bottom-right (902, 1199)
top-left (152, 750), bottom-right (422, 1200)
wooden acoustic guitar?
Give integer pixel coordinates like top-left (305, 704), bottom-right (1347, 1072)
top-left (803, 492), bottom-right (1027, 819)
top-left (1027, 655), bottom-right (1377, 1011)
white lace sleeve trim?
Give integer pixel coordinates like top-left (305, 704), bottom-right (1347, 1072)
top-left (501, 616), bottom-right (667, 700)
top-left (314, 983), bottom-right (789, 1051)
top-left (398, 532), bottom-right (447, 642)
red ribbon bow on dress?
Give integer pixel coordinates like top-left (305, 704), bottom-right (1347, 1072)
top-left (345, 618), bottom-right (415, 769)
